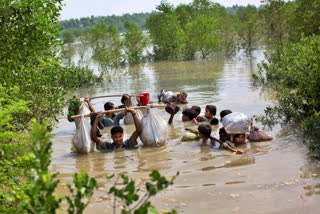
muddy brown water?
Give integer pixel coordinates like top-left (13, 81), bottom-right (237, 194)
top-left (51, 49), bottom-right (320, 214)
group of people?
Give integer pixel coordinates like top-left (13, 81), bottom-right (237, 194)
top-left (84, 89), bottom-right (272, 153)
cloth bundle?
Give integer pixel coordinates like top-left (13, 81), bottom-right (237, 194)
top-left (222, 112), bottom-right (251, 134)
top-left (72, 100), bottom-right (95, 153)
top-left (139, 108), bottom-right (168, 146)
top-left (123, 97), bottom-right (143, 125)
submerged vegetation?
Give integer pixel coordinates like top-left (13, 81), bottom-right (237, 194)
top-left (253, 0), bottom-right (320, 158)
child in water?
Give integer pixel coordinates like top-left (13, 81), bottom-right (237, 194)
top-left (196, 105), bottom-right (219, 125)
top-left (196, 124), bottom-right (243, 154)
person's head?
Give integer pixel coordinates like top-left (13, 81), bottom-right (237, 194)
top-left (104, 102), bottom-right (115, 111)
top-left (191, 105), bottom-right (201, 117)
top-left (234, 133), bottom-right (246, 144)
top-left (182, 108), bottom-right (195, 121)
top-left (220, 109), bottom-right (232, 121)
top-left (205, 105), bottom-right (217, 119)
top-left (181, 92), bottom-right (188, 100)
top-left (198, 124), bottom-right (211, 140)
top-left (121, 94), bottom-right (129, 104)
top-left (111, 126), bottom-right (124, 146)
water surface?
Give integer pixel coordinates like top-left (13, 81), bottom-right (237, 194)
top-left (52, 49), bottom-right (320, 214)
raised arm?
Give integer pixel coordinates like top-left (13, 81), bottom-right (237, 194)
top-left (166, 103), bottom-right (179, 124)
top-left (126, 107), bottom-right (142, 141)
top-left (90, 112), bottom-right (104, 146)
top-left (85, 98), bottom-right (95, 112)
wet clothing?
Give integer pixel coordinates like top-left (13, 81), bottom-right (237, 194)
top-left (219, 127), bottom-right (230, 142)
top-left (96, 135), bottom-right (137, 151)
top-left (100, 113), bottom-right (122, 127)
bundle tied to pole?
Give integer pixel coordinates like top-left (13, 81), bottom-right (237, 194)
top-left (139, 105), bottom-right (169, 146)
top-left (70, 104), bottom-right (166, 119)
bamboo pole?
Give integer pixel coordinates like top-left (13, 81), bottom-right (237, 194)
top-left (70, 104), bottom-right (166, 119)
top-left (89, 94), bottom-right (143, 100)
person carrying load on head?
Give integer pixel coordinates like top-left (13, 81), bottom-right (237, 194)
top-left (90, 106), bottom-right (141, 151)
top-left (158, 89), bottom-right (188, 104)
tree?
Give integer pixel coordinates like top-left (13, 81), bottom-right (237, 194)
top-left (123, 21), bottom-right (148, 65)
top-left (236, 5), bottom-right (260, 53)
top-left (146, 1), bottom-right (186, 60)
top-left (61, 30), bottom-right (76, 65)
top-left (186, 14), bottom-right (220, 59)
top-left (259, 0), bottom-right (287, 45)
top-left (90, 22), bottom-right (124, 71)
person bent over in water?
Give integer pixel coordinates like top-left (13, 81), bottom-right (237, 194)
top-left (158, 89), bottom-right (188, 104)
top-left (91, 107), bottom-right (141, 151)
top-left (167, 106), bottom-right (196, 124)
top-left (196, 124), bottom-right (243, 154)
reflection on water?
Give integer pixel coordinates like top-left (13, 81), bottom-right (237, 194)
top-left (51, 48), bottom-right (320, 214)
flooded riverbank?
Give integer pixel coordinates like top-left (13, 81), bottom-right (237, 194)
top-left (51, 48), bottom-right (320, 213)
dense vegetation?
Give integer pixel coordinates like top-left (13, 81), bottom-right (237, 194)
top-left (1, 0), bottom-right (320, 212)
top-left (0, 0), bottom-right (101, 212)
top-left (253, 0), bottom-right (320, 158)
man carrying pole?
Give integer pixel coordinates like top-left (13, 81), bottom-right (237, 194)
top-left (90, 107), bottom-right (141, 151)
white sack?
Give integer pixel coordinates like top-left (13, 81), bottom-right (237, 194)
top-left (140, 110), bottom-right (168, 146)
top-left (222, 112), bottom-right (251, 134)
top-left (161, 90), bottom-right (173, 103)
top-left (124, 98), bottom-right (143, 125)
top-left (72, 100), bottom-right (95, 153)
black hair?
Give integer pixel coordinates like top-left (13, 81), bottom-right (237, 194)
top-left (104, 102), bottom-right (114, 111)
top-left (198, 124), bottom-right (212, 138)
top-left (111, 126), bottom-right (123, 135)
top-left (206, 105), bottom-right (217, 116)
top-left (191, 105), bottom-right (201, 117)
top-left (210, 118), bottom-right (219, 125)
top-left (233, 133), bottom-right (246, 143)
top-left (121, 94), bottom-right (129, 104)
top-left (182, 108), bottom-right (195, 120)
top-left (220, 109), bottom-right (232, 119)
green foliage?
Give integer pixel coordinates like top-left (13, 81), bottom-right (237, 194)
top-left (254, 35), bottom-right (320, 158)
top-left (146, 1), bottom-right (186, 61)
top-left (108, 170), bottom-right (179, 213)
top-left (75, 28), bottom-right (91, 65)
top-left (235, 5), bottom-right (260, 52)
top-left (61, 30), bottom-right (76, 65)
top-left (67, 96), bottom-right (81, 122)
top-left (0, 119), bottom-right (98, 214)
top-left (66, 171), bottom-right (97, 214)
top-left (20, 119), bottom-right (62, 214)
top-left (0, 0), bottom-right (101, 124)
top-left (146, 0), bottom-right (238, 61)
top-left (123, 21), bottom-right (148, 65)
top-left (185, 14), bottom-right (220, 59)
top-left (90, 22), bottom-right (124, 71)
top-left (58, 64), bottom-right (103, 88)
top-left (62, 30), bottom-right (76, 46)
